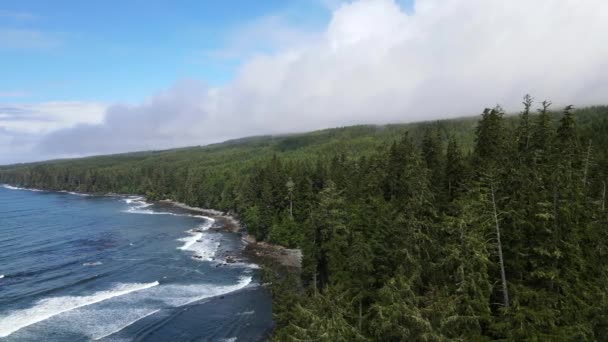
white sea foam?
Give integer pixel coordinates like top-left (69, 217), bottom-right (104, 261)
top-left (176, 218), bottom-right (218, 261)
top-left (1, 185), bottom-right (92, 196)
top-left (123, 197), bottom-right (146, 205)
top-left (1, 184), bottom-right (44, 192)
top-left (0, 281), bottom-right (159, 338)
top-left (81, 276), bottom-right (251, 339)
top-left (229, 262), bottom-right (261, 270)
top-left (0, 274), bottom-right (253, 339)
top-left (122, 197), bottom-right (153, 214)
top-left (91, 308), bottom-right (161, 340)
top-left (190, 239), bottom-right (221, 262)
top-left (157, 276), bottom-right (252, 307)
top-left (60, 190), bottom-right (91, 197)
top-left (122, 197), bottom-right (214, 220)
top-left (126, 209), bottom-right (209, 218)
top-left (60, 276), bottom-right (252, 339)
top-left (0, 275), bottom-right (4, 279)
top-left (178, 232), bottom-right (203, 251)
top-left (126, 209), bottom-right (172, 215)
top-left (83, 261), bottom-right (103, 266)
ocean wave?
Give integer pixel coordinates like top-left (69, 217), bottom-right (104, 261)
top-left (177, 234), bottom-right (220, 261)
top-left (1, 184), bottom-right (44, 192)
top-left (59, 190), bottom-right (91, 197)
top-left (122, 197), bottom-right (152, 212)
top-left (228, 262), bottom-right (261, 270)
top-left (0, 281), bottom-right (159, 338)
top-left (122, 197), bottom-right (214, 221)
top-left (83, 261), bottom-right (103, 266)
top-left (177, 219), bottom-right (218, 261)
top-left (53, 276), bottom-right (252, 340)
top-left (1, 185), bottom-right (91, 197)
top-left (123, 196), bottom-right (146, 205)
top-left (177, 232), bottom-right (203, 251)
top-left (125, 208), bottom-right (210, 219)
top-left (0, 274), bottom-right (4, 279)
top-left (91, 308), bottom-right (161, 341)
top-left (158, 276), bottom-right (252, 307)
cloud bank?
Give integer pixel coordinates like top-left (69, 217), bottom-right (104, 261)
top-left (3, 0), bottom-right (608, 163)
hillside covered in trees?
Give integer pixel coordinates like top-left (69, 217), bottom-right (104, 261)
top-left (2, 99), bottom-right (608, 340)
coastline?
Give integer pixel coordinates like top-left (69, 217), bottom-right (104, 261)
top-left (159, 199), bottom-right (302, 271)
top-left (0, 185), bottom-right (301, 270)
top-left (0, 185), bottom-right (275, 341)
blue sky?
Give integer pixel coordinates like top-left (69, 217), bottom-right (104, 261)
top-left (0, 0), bottom-right (605, 164)
top-left (0, 0), bottom-right (341, 103)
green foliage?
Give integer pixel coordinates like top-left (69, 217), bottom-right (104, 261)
top-left (2, 101), bottom-right (608, 341)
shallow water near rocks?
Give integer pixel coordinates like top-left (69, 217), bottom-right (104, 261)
top-left (0, 186), bottom-right (272, 341)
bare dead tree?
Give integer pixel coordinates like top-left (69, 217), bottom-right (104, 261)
top-left (583, 139), bottom-right (592, 185)
top-left (491, 182), bottom-right (509, 308)
top-left (602, 181), bottom-right (606, 212)
top-left (286, 178), bottom-right (295, 219)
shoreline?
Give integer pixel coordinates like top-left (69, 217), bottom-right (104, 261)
top-left (0, 184), bottom-right (276, 341)
top-left (0, 185), bottom-right (302, 270)
top-left (159, 199), bottom-right (302, 271)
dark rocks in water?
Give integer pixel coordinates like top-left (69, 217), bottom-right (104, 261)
top-left (196, 239), bottom-right (203, 242)
top-left (193, 255), bottom-right (203, 259)
top-left (225, 256), bottom-right (238, 264)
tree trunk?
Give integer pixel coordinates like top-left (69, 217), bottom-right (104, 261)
top-left (358, 298), bottom-right (363, 331)
top-left (448, 179), bottom-right (452, 200)
top-left (602, 181), bottom-right (606, 212)
top-left (491, 182), bottom-right (510, 308)
top-left (289, 192), bottom-right (293, 219)
top-left (583, 139), bottom-right (592, 185)
top-left (551, 185), bottom-right (559, 292)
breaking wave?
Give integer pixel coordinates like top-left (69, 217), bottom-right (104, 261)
top-left (0, 281), bottom-right (159, 338)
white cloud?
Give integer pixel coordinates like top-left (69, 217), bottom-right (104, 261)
top-left (0, 28), bottom-right (64, 50)
top-left (202, 14), bottom-right (321, 63)
top-left (0, 101), bottom-right (106, 134)
top-left (0, 10), bottom-right (38, 22)
top-left (5, 0), bottom-right (608, 163)
top-left (0, 91), bottom-right (30, 98)
top-left (0, 101), bottom-right (106, 163)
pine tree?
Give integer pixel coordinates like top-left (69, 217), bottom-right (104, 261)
top-left (422, 126), bottom-right (445, 196)
top-left (445, 136), bottom-right (465, 202)
top-left (308, 180), bottom-right (349, 289)
top-left (516, 94), bottom-right (534, 160)
top-left (532, 100), bottom-right (553, 157)
top-left (474, 106), bottom-right (507, 169)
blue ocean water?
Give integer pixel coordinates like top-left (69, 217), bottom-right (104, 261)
top-left (0, 185), bottom-right (272, 341)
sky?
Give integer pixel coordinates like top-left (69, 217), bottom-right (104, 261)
top-left (1, 0), bottom-right (607, 164)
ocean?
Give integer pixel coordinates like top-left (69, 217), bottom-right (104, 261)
top-left (0, 185), bottom-right (272, 341)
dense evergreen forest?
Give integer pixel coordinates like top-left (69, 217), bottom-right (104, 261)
top-left (2, 98), bottom-right (608, 340)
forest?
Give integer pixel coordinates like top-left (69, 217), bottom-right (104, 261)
top-left (2, 97), bottom-right (608, 340)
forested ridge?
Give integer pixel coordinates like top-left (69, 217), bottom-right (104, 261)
top-left (2, 98), bottom-right (608, 340)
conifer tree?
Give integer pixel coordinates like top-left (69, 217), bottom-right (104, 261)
top-left (532, 100), bottom-right (553, 156)
top-left (517, 94), bottom-right (534, 154)
top-left (445, 136), bottom-right (465, 202)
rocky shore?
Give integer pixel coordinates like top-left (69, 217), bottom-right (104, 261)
top-left (160, 200), bottom-right (302, 271)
